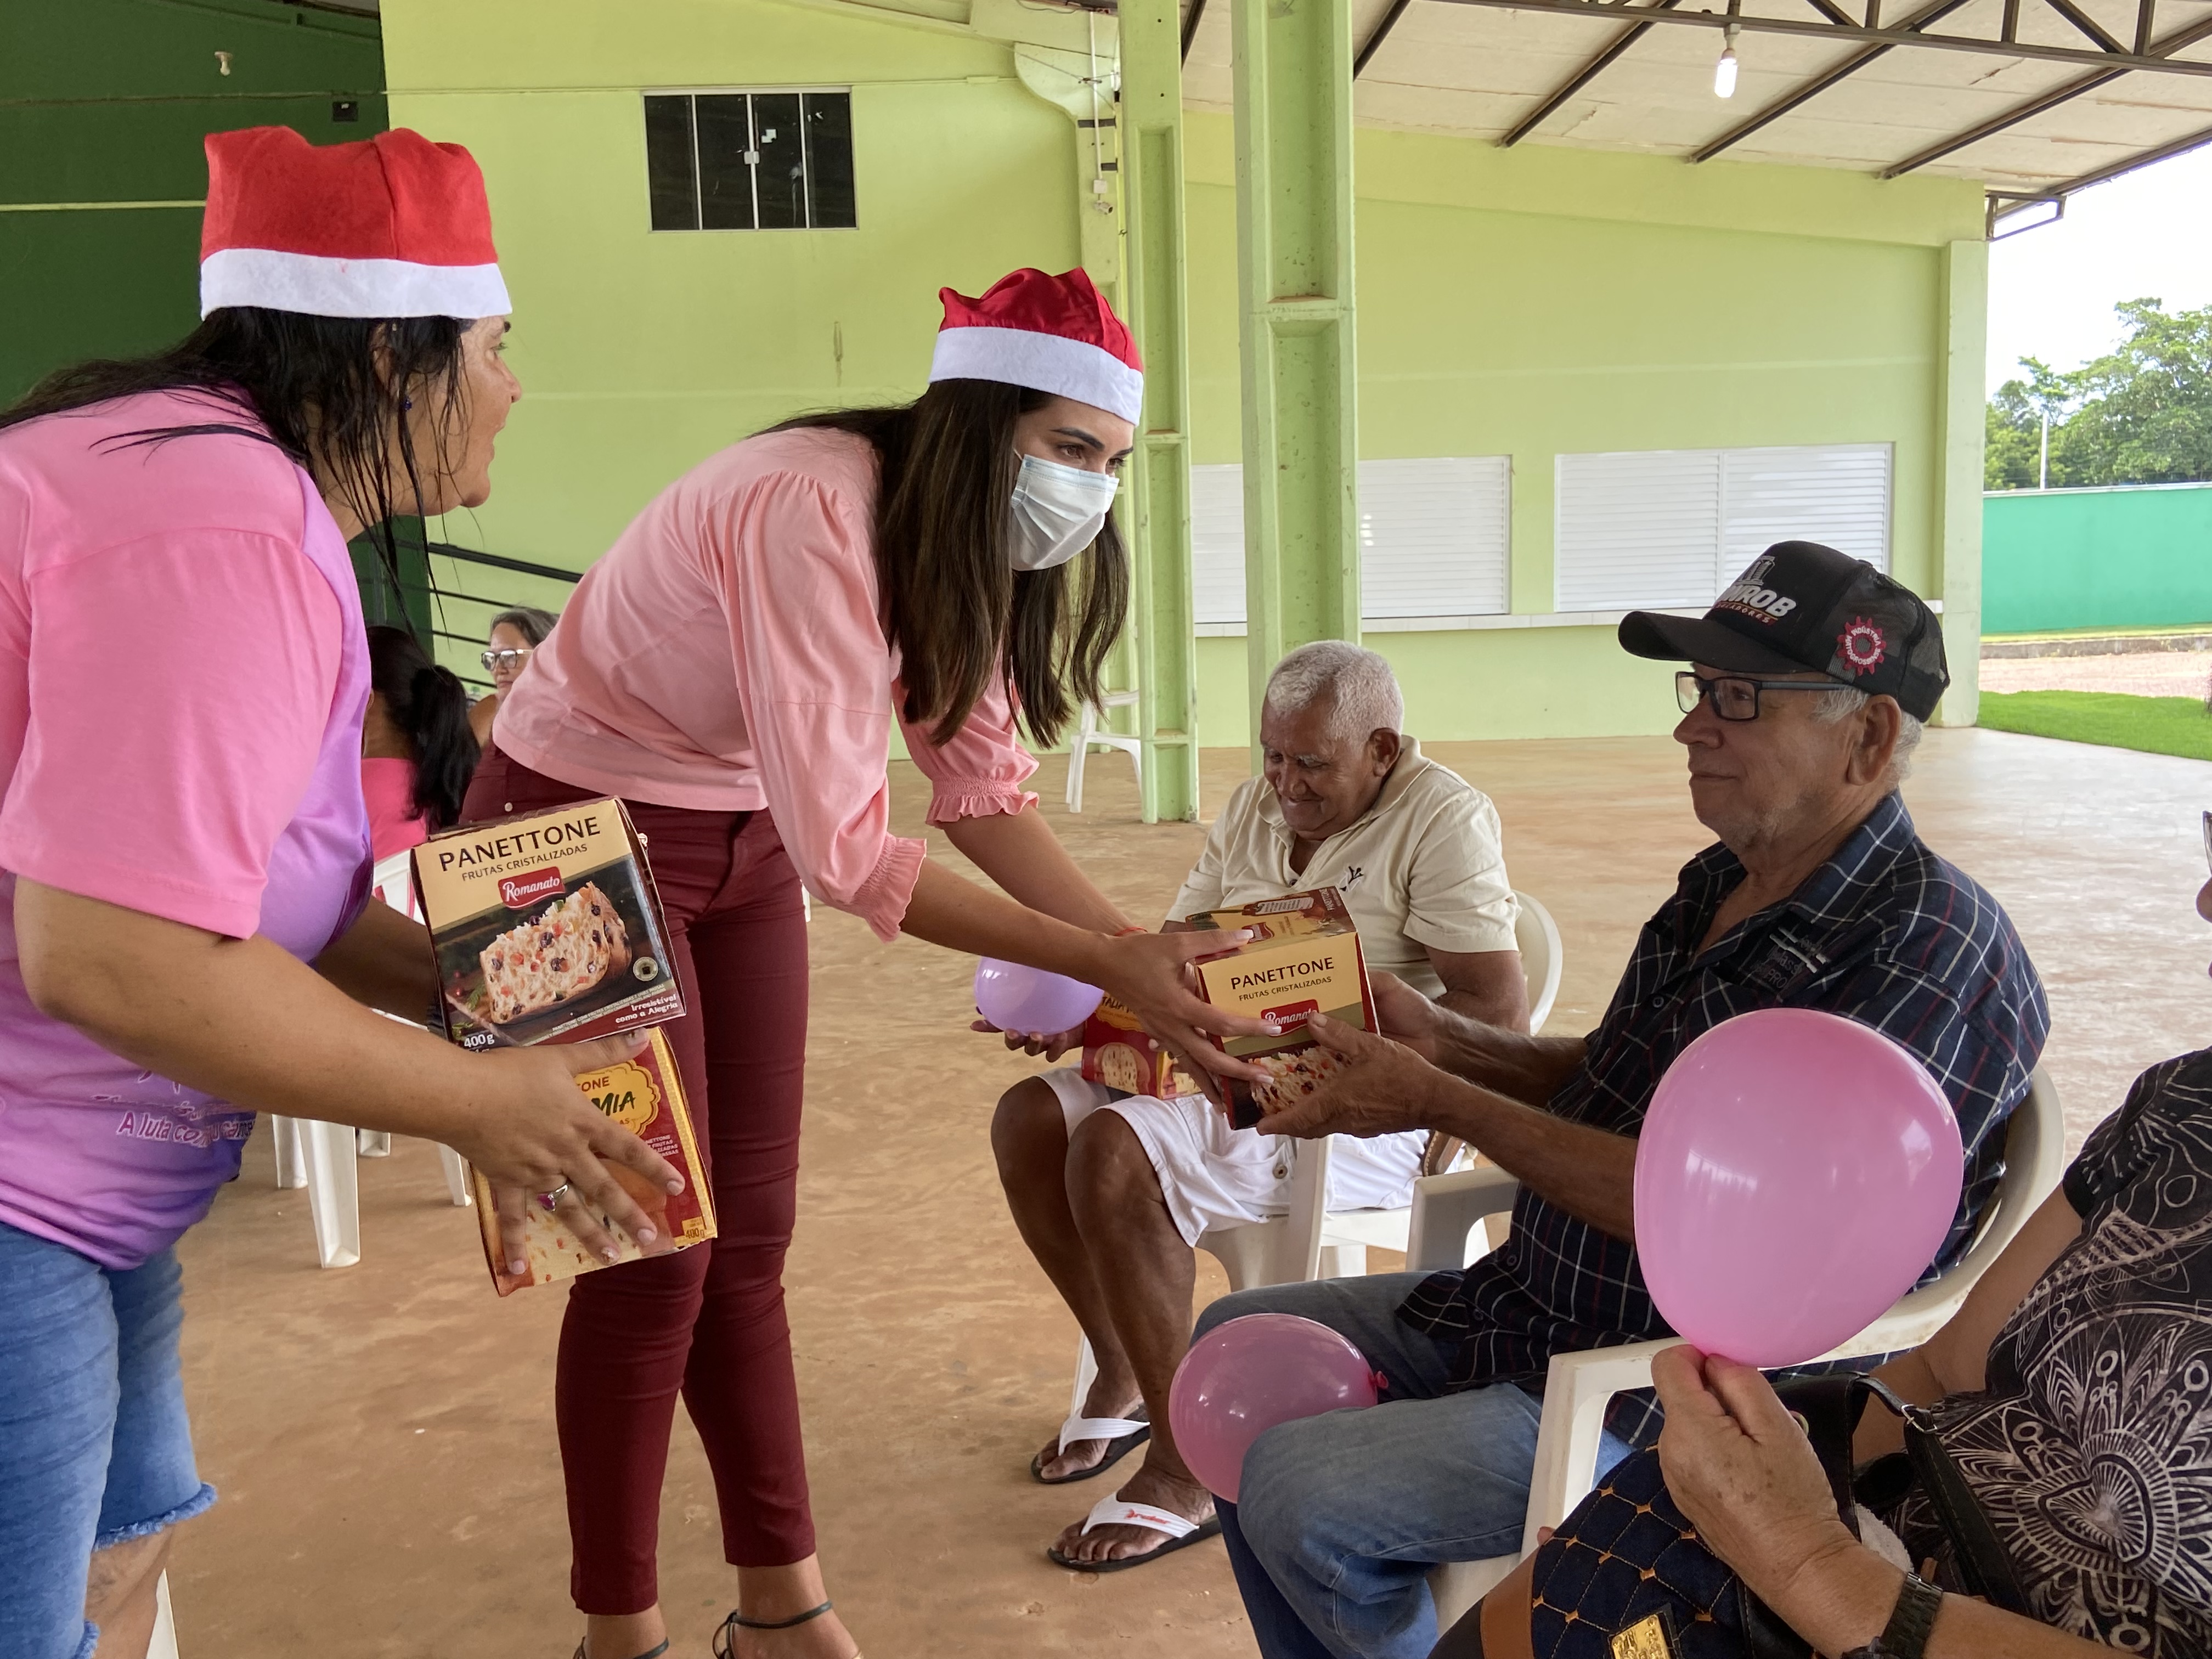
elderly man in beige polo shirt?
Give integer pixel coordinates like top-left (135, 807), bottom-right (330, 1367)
top-left (988, 640), bottom-right (1528, 1573)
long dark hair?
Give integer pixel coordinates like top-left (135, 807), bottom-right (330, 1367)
top-left (367, 625), bottom-right (480, 830)
top-left (775, 380), bottom-right (1127, 748)
top-left (0, 307), bottom-right (471, 599)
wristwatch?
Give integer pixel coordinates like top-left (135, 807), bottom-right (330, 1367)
top-left (1842, 1571), bottom-right (1944, 1659)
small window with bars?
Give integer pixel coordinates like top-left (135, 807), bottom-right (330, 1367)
top-left (643, 90), bottom-right (856, 231)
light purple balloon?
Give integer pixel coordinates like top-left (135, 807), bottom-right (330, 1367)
top-left (973, 958), bottom-right (1103, 1035)
top-left (1633, 1007), bottom-right (1963, 1369)
top-left (1169, 1313), bottom-right (1382, 1501)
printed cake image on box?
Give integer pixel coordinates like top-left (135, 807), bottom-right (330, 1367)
top-left (471, 1026), bottom-right (717, 1296)
top-left (1081, 994), bottom-right (1203, 1102)
top-left (1186, 888), bottom-right (1378, 1130)
top-left (413, 799), bottom-right (685, 1049)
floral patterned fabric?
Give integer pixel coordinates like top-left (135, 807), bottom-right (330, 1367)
top-left (1889, 1049), bottom-right (2212, 1654)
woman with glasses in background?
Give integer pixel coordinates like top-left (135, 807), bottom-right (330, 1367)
top-left (470, 603), bottom-right (558, 746)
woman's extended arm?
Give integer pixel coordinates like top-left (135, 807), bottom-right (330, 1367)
top-left (16, 880), bottom-right (682, 1267)
top-left (898, 859), bottom-right (1264, 1097)
top-left (940, 805), bottom-right (1129, 933)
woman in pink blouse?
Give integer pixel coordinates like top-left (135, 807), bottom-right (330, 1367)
top-left (476, 269), bottom-right (1260, 1659)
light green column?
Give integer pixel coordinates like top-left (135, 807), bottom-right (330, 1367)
top-left (1232, 0), bottom-right (1361, 754)
top-left (1932, 237), bottom-right (1988, 728)
top-left (1120, 0), bottom-right (1201, 821)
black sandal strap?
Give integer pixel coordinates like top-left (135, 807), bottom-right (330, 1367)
top-left (573, 1643), bottom-right (668, 1659)
top-left (726, 1599), bottom-right (834, 1632)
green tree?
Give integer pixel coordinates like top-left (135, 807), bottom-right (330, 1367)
top-left (2059, 299), bottom-right (2212, 484)
top-left (1984, 359), bottom-right (2072, 490)
top-left (1985, 300), bottom-right (2212, 489)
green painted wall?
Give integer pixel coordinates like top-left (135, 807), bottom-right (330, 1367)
top-left (0, 0), bottom-right (385, 402)
top-left (1983, 484), bottom-right (2212, 636)
top-left (383, 0), bottom-right (1080, 578)
top-left (1181, 115), bottom-right (1980, 746)
top-left (382, 0), bottom-right (1983, 749)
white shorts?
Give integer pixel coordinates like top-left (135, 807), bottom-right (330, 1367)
top-left (1041, 1067), bottom-right (1425, 1247)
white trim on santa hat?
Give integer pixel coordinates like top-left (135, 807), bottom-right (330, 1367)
top-left (200, 247), bottom-right (512, 320)
top-left (929, 326), bottom-right (1143, 425)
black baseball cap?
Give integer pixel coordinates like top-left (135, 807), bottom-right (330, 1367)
top-left (1618, 540), bottom-right (1949, 721)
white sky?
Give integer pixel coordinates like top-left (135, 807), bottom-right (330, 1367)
top-left (1985, 146), bottom-right (2212, 393)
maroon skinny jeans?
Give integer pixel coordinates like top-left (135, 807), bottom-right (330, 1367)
top-left (464, 747), bottom-right (813, 1614)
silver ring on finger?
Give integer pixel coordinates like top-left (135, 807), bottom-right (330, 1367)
top-left (537, 1181), bottom-right (573, 1211)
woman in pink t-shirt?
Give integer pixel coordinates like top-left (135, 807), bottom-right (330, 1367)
top-left (477, 269), bottom-right (1262, 1659)
top-left (0, 129), bottom-right (682, 1659)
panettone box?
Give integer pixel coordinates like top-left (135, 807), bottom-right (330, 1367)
top-left (1079, 888), bottom-right (1377, 1129)
top-left (1186, 888), bottom-right (1378, 1130)
top-left (413, 798), bottom-right (684, 1051)
top-left (471, 1026), bottom-right (717, 1296)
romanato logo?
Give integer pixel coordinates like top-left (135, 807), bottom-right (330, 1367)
top-left (1838, 616), bottom-right (1887, 675)
top-left (499, 867), bottom-right (565, 909)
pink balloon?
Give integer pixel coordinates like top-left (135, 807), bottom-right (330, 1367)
top-left (1634, 1008), bottom-right (1964, 1369)
top-left (973, 958), bottom-right (1103, 1035)
top-left (1169, 1313), bottom-right (1381, 1501)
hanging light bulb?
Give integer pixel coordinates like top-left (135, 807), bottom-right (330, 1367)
top-left (1713, 21), bottom-right (1740, 97)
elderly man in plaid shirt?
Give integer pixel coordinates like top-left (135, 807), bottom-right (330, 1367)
top-left (1198, 541), bottom-right (2050, 1659)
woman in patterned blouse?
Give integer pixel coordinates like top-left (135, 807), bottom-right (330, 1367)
top-left (1451, 862), bottom-right (2212, 1657)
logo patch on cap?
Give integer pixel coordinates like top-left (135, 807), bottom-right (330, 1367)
top-left (1838, 616), bottom-right (1887, 675)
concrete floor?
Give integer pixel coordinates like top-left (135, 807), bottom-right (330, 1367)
top-left (1981, 648), bottom-right (2212, 699)
top-left (167, 727), bottom-right (2212, 1657)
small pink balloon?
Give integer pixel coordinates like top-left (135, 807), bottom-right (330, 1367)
top-left (973, 958), bottom-right (1102, 1035)
top-left (1169, 1313), bottom-right (1381, 1501)
top-left (1633, 1007), bottom-right (1964, 1369)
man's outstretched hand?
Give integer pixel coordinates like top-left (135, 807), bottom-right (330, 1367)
top-left (969, 1017), bottom-right (1084, 1060)
top-left (1250, 1012), bottom-right (1446, 1141)
top-left (1367, 970), bottom-right (1447, 1064)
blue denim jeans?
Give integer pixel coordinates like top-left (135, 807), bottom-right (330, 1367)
top-left (1197, 1275), bottom-right (1634, 1659)
top-left (0, 1221), bottom-right (215, 1659)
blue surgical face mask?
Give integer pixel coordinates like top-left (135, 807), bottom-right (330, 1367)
top-left (1008, 453), bottom-right (1118, 572)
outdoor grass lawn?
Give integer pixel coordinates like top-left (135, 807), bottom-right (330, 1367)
top-left (1977, 690), bottom-right (2212, 762)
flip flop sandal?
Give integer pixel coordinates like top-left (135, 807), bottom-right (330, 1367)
top-left (714, 1600), bottom-right (859, 1658)
top-left (571, 1644), bottom-right (668, 1659)
top-left (1029, 1408), bottom-right (1150, 1485)
top-left (1046, 1491), bottom-right (1223, 1574)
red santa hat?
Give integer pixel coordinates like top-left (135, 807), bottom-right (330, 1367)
top-left (929, 268), bottom-right (1143, 424)
top-left (199, 126), bottom-right (511, 321)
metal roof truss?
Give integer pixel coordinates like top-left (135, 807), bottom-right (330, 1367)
top-left (1349, 0), bottom-right (2212, 230)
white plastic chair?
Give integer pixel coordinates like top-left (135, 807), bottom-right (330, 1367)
top-left (1064, 691), bottom-right (1141, 814)
top-left (150, 1569), bottom-right (179, 1657)
top-left (270, 851), bottom-right (471, 1269)
top-left (1417, 1065), bottom-right (2069, 1628)
top-left (1066, 894), bottom-right (1564, 1402)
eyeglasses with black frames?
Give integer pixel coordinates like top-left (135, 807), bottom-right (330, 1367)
top-left (1674, 670), bottom-right (1843, 723)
